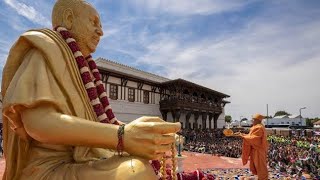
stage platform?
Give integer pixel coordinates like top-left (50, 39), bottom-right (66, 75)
top-left (0, 152), bottom-right (249, 179)
top-left (182, 152), bottom-right (248, 171)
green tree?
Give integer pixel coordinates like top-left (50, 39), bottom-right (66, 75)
top-left (225, 115), bottom-right (232, 123)
top-left (274, 111), bottom-right (291, 117)
top-left (306, 117), bottom-right (320, 127)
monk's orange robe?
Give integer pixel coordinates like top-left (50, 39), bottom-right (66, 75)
top-left (241, 124), bottom-right (269, 180)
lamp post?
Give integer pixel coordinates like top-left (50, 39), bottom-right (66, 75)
top-left (266, 104), bottom-right (269, 127)
top-left (299, 107), bottom-right (306, 126)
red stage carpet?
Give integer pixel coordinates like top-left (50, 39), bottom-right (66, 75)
top-left (182, 152), bottom-right (248, 171)
top-left (0, 152), bottom-right (248, 179)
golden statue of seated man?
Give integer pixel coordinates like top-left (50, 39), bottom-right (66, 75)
top-left (1, 0), bottom-right (180, 179)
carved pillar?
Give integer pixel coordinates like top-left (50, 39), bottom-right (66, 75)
top-left (194, 111), bottom-right (200, 129)
top-left (137, 82), bottom-right (143, 102)
top-left (151, 86), bottom-right (157, 104)
top-left (176, 109), bottom-right (181, 123)
top-left (161, 110), bottom-right (168, 121)
top-left (213, 113), bottom-right (220, 129)
top-left (208, 113), bottom-right (213, 129)
top-left (101, 73), bottom-right (110, 83)
top-left (101, 73), bottom-right (110, 90)
top-left (171, 109), bottom-right (181, 123)
top-left (171, 110), bottom-right (176, 122)
top-left (121, 78), bottom-right (128, 100)
top-left (201, 112), bottom-right (207, 129)
top-left (186, 111), bottom-right (192, 129)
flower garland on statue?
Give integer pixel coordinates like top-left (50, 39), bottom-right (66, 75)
top-left (54, 26), bottom-right (119, 125)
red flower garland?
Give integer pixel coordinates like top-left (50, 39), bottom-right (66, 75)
top-left (54, 26), bottom-right (119, 125)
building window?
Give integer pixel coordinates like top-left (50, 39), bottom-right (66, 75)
top-left (109, 84), bottom-right (118, 100)
top-left (128, 88), bottom-right (135, 102)
top-left (143, 91), bottom-right (149, 104)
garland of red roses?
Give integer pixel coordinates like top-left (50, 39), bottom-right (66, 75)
top-left (54, 26), bottom-right (119, 125)
top-left (150, 160), bottom-right (214, 180)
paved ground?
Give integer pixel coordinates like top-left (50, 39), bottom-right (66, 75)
top-left (0, 152), bottom-right (248, 178)
top-left (182, 152), bottom-right (248, 171)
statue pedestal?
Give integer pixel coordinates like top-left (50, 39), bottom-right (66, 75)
top-left (176, 155), bottom-right (187, 173)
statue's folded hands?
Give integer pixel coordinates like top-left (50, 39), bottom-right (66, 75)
top-left (123, 116), bottom-right (180, 160)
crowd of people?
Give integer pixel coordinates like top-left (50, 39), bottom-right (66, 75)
top-left (268, 135), bottom-right (320, 178)
top-left (181, 128), bottom-right (320, 179)
top-left (182, 129), bottom-right (248, 158)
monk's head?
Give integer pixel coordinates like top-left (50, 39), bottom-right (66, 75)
top-left (252, 113), bottom-right (264, 125)
top-left (52, 0), bottom-right (104, 57)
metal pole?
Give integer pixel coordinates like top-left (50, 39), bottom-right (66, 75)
top-left (299, 109), bottom-right (301, 126)
top-left (267, 104), bottom-right (269, 127)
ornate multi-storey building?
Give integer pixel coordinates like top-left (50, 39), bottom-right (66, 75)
top-left (97, 58), bottom-right (230, 129)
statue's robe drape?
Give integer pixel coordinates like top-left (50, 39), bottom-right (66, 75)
top-left (2, 29), bottom-right (117, 180)
top-left (241, 124), bottom-right (269, 180)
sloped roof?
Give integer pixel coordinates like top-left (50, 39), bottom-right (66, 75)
top-left (96, 58), bottom-right (170, 83)
top-left (274, 115), bottom-right (289, 119)
top-left (289, 115), bottom-right (302, 118)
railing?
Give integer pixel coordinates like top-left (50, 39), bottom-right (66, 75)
top-left (159, 98), bottom-right (222, 112)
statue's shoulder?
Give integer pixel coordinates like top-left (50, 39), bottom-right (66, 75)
top-left (20, 28), bottom-right (61, 45)
top-left (13, 28), bottom-right (68, 61)
top-left (6, 28), bottom-right (69, 73)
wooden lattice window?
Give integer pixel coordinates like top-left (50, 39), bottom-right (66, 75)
top-left (128, 88), bottom-right (135, 102)
top-left (109, 84), bottom-right (118, 100)
top-left (143, 91), bottom-right (149, 104)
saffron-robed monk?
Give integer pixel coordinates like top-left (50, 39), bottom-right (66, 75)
top-left (236, 114), bottom-right (269, 180)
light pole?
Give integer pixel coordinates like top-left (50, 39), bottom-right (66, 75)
top-left (266, 104), bottom-right (269, 127)
top-left (299, 107), bottom-right (306, 126)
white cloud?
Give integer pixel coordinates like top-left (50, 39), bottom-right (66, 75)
top-left (3, 0), bottom-right (50, 27)
top-left (132, 6), bottom-right (320, 119)
top-left (129, 0), bottom-right (254, 16)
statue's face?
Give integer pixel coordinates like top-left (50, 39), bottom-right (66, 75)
top-left (70, 3), bottom-right (103, 57)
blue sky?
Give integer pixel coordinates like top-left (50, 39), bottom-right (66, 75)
top-left (1, 0), bottom-right (320, 120)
